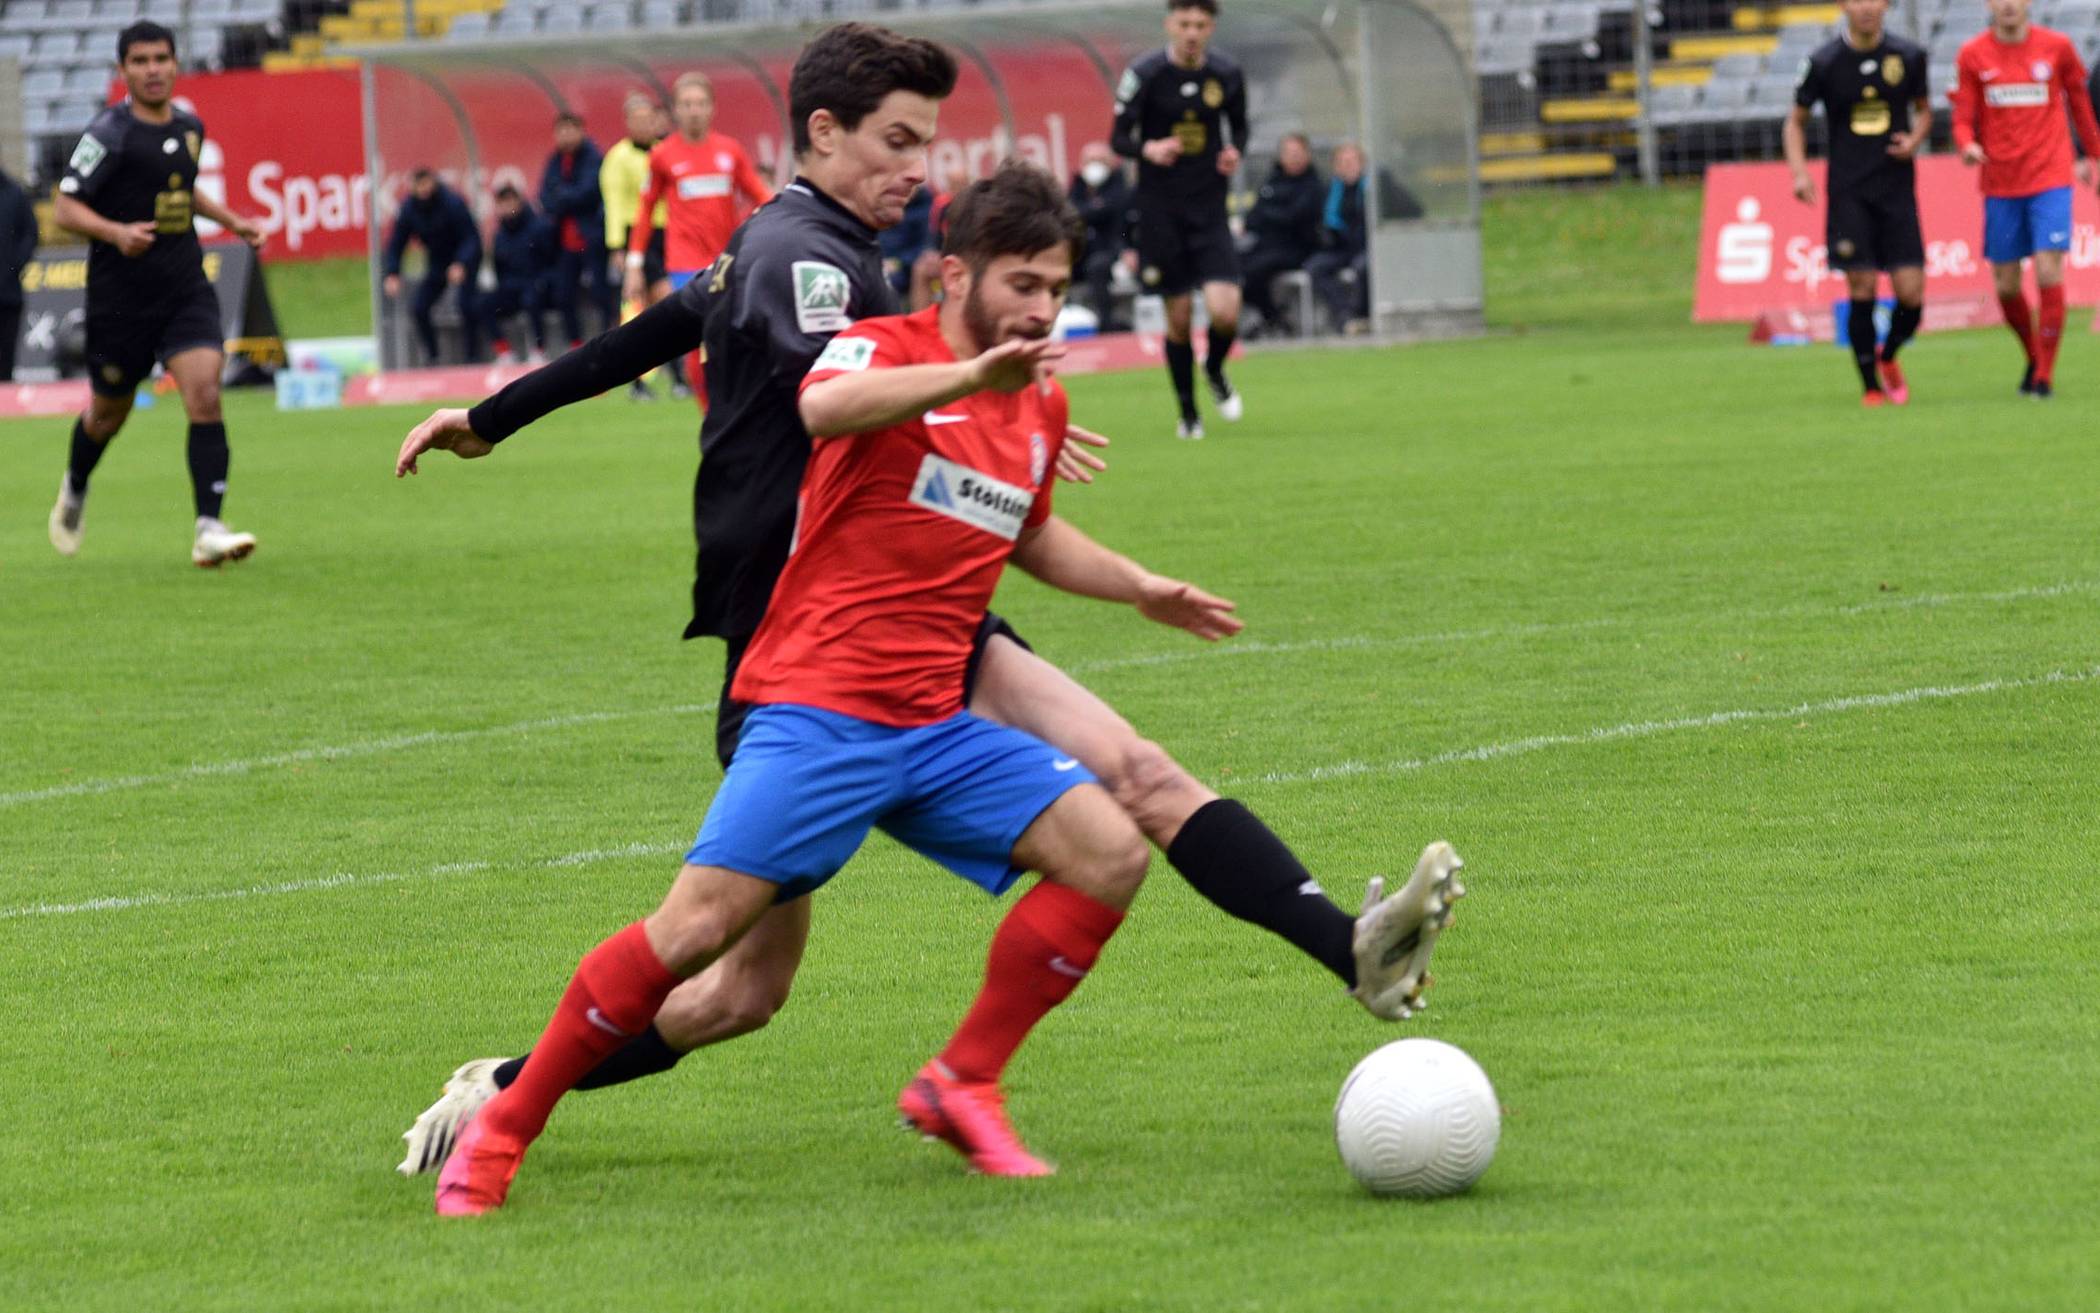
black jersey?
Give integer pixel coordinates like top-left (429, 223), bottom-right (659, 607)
top-left (58, 100), bottom-right (210, 297)
top-left (1795, 36), bottom-right (1929, 199)
top-left (1110, 48), bottom-right (1249, 207)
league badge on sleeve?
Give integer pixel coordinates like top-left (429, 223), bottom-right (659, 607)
top-left (813, 334), bottom-right (877, 373)
top-left (793, 261), bottom-right (853, 334)
top-left (69, 134), bottom-right (107, 178)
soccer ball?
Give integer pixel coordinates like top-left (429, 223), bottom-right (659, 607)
top-left (1334, 1038), bottom-right (1500, 1197)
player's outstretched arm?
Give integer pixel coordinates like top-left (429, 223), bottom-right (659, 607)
top-left (1010, 517), bottom-right (1242, 642)
top-left (465, 287), bottom-right (710, 444)
top-left (395, 408), bottom-right (492, 476)
top-left (799, 336), bottom-right (1064, 438)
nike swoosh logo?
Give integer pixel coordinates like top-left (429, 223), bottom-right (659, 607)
top-left (584, 1007), bottom-right (631, 1038)
top-left (1052, 758), bottom-right (1081, 771)
top-left (1297, 879), bottom-right (1326, 897)
top-left (1047, 955), bottom-right (1088, 979)
top-left (924, 412), bottom-right (969, 425)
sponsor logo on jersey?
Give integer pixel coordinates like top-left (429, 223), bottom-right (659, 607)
top-left (716, 152), bottom-right (732, 170)
top-left (1203, 77), bottom-right (1224, 108)
top-left (909, 453), bottom-right (1033, 541)
top-left (1985, 82), bottom-right (2050, 106)
top-left (2033, 60), bottom-right (2053, 80)
top-left (792, 260), bottom-right (852, 333)
top-left (677, 173), bottom-right (732, 200)
top-left (69, 134), bottom-right (107, 178)
top-left (813, 334), bottom-right (876, 373)
top-left (161, 138), bottom-right (178, 154)
top-left (1859, 59), bottom-right (1877, 75)
top-left (1883, 53), bottom-right (1905, 86)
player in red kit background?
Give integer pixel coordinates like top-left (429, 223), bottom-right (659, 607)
top-left (627, 70), bottom-right (773, 407)
top-left (1951, 0), bottom-right (2100, 397)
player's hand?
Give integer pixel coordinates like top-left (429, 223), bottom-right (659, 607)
top-left (231, 216), bottom-right (266, 249)
top-left (1961, 142), bottom-right (1987, 166)
top-left (1055, 423), bottom-right (1110, 484)
top-left (623, 268), bottom-right (646, 305)
top-left (1790, 171), bottom-right (1816, 204)
top-left (970, 336), bottom-right (1066, 393)
top-left (111, 221), bottom-right (155, 258)
top-left (395, 408), bottom-right (493, 477)
top-left (1217, 145), bottom-right (1242, 176)
top-left (1135, 574), bottom-right (1242, 641)
top-left (446, 263), bottom-right (467, 286)
top-left (2079, 158), bottom-right (2099, 191)
top-left (1143, 137), bottom-right (1183, 167)
top-left (1886, 130), bottom-right (1924, 162)
top-left (383, 273), bottom-right (402, 297)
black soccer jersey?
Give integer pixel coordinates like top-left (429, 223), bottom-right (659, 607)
top-left (1795, 36), bottom-right (1930, 198)
top-left (1110, 48), bottom-right (1250, 207)
top-left (58, 101), bottom-right (211, 296)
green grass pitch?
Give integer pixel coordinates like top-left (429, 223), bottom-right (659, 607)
top-left (4, 187), bottom-right (2098, 1310)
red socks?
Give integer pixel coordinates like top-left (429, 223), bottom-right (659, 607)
top-left (481, 921), bottom-right (682, 1144)
top-left (2036, 284), bottom-right (2066, 383)
top-left (686, 348), bottom-right (708, 410)
top-left (939, 882), bottom-right (1126, 1084)
top-left (1999, 291), bottom-right (2037, 363)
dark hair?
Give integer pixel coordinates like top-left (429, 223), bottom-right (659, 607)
top-left (1169, 0), bottom-right (1218, 13)
top-left (410, 166), bottom-right (435, 185)
top-left (554, 111), bottom-right (584, 128)
top-left (117, 20), bottom-right (177, 62)
top-left (941, 159), bottom-right (1085, 272)
top-left (494, 183), bottom-right (521, 201)
top-left (788, 22), bottom-right (959, 155)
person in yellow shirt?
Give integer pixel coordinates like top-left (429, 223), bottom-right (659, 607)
top-left (599, 92), bottom-right (689, 399)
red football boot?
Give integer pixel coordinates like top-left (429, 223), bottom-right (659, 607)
top-left (898, 1061), bottom-right (1054, 1177)
top-left (1879, 357), bottom-right (1908, 405)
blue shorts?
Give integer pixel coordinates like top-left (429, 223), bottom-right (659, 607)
top-left (667, 269), bottom-right (700, 291)
top-left (1983, 187), bottom-right (2073, 264)
top-left (686, 704), bottom-right (1098, 901)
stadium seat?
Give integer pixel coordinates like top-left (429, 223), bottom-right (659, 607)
top-left (228, 0), bottom-right (281, 19)
top-left (50, 0), bottom-right (96, 28)
top-left (539, 8), bottom-right (585, 33)
top-left (1710, 52), bottom-right (1761, 82)
top-left (92, 0), bottom-right (142, 20)
top-left (640, 0), bottom-right (681, 27)
top-left (446, 11), bottom-right (492, 40)
top-left (1496, 7), bottom-right (1548, 39)
top-left (31, 30), bottom-right (83, 63)
top-left (63, 65), bottom-right (110, 95)
top-left (0, 34), bottom-right (30, 58)
top-left (22, 67), bottom-right (67, 99)
top-left (492, 7), bottom-right (537, 33)
top-left (187, 0), bottom-right (236, 23)
top-left (0, 1), bottom-right (50, 34)
top-left (584, 3), bottom-right (636, 30)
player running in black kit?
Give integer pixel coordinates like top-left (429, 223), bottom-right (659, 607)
top-left (1784, 0), bottom-right (1932, 407)
top-left (1112, 0), bottom-right (1248, 440)
top-left (47, 21), bottom-right (266, 565)
top-left (392, 21), bottom-right (1463, 1178)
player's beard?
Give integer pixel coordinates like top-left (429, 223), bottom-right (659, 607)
top-left (963, 283), bottom-right (1053, 355)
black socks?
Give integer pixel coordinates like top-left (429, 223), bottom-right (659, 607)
top-left (1163, 338), bottom-right (1198, 422)
top-left (1205, 324), bottom-right (1236, 390)
top-left (1882, 301), bottom-right (1921, 363)
top-left (186, 421), bottom-right (229, 520)
top-left (1166, 799), bottom-right (1358, 987)
top-left (493, 1023), bottom-right (686, 1092)
top-left (65, 417), bottom-right (108, 499)
top-left (1848, 299), bottom-right (1881, 393)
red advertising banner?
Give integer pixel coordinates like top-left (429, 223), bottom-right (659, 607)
top-left (167, 68), bottom-right (370, 260)
top-left (1695, 156), bottom-right (2100, 322)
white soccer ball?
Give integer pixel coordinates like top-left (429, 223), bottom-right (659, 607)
top-left (1334, 1038), bottom-right (1500, 1197)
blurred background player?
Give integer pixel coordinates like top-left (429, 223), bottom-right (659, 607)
top-left (383, 168), bottom-right (482, 366)
top-left (1238, 132), bottom-right (1322, 339)
top-left (1112, 0), bottom-right (1247, 439)
top-left (1951, 0), bottom-right (2100, 398)
top-left (601, 92), bottom-right (683, 400)
top-left (1068, 142), bottom-right (1134, 332)
top-left (538, 111), bottom-right (613, 351)
top-left (480, 184), bottom-right (555, 366)
top-left (1784, 0), bottom-right (1930, 407)
top-left (46, 20), bottom-right (265, 567)
top-left (625, 71), bottom-right (773, 409)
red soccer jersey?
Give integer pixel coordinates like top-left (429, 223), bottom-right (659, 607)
top-left (1951, 25), bottom-right (2100, 197)
top-left (629, 130), bottom-right (772, 271)
top-left (732, 307), bottom-right (1065, 727)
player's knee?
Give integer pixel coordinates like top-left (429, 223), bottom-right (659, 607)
top-left (645, 903), bottom-right (744, 977)
top-left (185, 388), bottom-right (222, 423)
top-left (717, 971), bottom-right (793, 1037)
top-left (1103, 736), bottom-right (1191, 820)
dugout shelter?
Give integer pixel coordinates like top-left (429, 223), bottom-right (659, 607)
top-left (353, 0), bottom-right (1481, 366)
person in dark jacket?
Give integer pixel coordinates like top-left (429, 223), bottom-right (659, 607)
top-left (538, 112), bottom-right (612, 347)
top-left (479, 184), bottom-right (556, 363)
top-left (0, 166), bottom-right (38, 380)
top-left (877, 184), bottom-right (933, 300)
top-left (383, 168), bottom-right (483, 363)
top-left (1067, 142), bottom-right (1133, 330)
top-left (1238, 132), bottom-right (1323, 336)
top-left (1304, 142), bottom-right (1369, 333)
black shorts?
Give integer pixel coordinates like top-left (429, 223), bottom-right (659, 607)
top-left (712, 612), bottom-right (1033, 770)
top-left (1826, 189), bottom-right (1924, 272)
top-left (1135, 202), bottom-right (1240, 298)
top-left (85, 280), bottom-right (223, 398)
top-left (644, 231), bottom-right (668, 287)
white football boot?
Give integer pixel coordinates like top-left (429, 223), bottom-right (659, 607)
top-left (1175, 418), bottom-right (1205, 441)
top-left (1349, 842), bottom-right (1467, 1021)
top-left (191, 518), bottom-right (257, 568)
top-left (1208, 374), bottom-right (1243, 422)
top-left (49, 480), bottom-right (84, 556)
top-left (398, 1057), bottom-right (507, 1176)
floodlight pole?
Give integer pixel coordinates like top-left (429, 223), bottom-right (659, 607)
top-left (1633, 1), bottom-right (1659, 186)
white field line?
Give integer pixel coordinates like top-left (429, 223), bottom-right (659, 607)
top-left (7, 665), bottom-right (2094, 921)
top-left (0, 842), bottom-right (683, 921)
top-left (3, 577), bottom-right (2095, 812)
top-left (0, 704), bottom-right (715, 809)
top-left (1251, 664), bottom-right (2100, 787)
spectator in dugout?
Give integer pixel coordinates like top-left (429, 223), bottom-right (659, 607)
top-left (1304, 141), bottom-right (1369, 335)
top-left (539, 111), bottom-right (614, 348)
top-left (1068, 142), bottom-right (1135, 332)
top-left (480, 183), bottom-right (556, 365)
top-left (383, 168), bottom-right (484, 364)
top-left (1238, 132), bottom-right (1324, 338)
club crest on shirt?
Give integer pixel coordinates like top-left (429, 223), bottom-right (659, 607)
top-left (793, 260), bottom-right (852, 334)
top-left (1882, 54), bottom-right (1904, 86)
top-left (1203, 78), bottom-right (1224, 108)
top-left (909, 453), bottom-right (1032, 541)
top-left (2035, 60), bottom-right (2053, 80)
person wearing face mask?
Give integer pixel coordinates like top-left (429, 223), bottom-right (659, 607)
top-left (1068, 142), bottom-right (1134, 331)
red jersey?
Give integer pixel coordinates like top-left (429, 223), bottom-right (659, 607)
top-left (629, 131), bottom-right (772, 271)
top-left (1950, 25), bottom-right (2100, 197)
top-left (733, 308), bottom-right (1065, 727)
